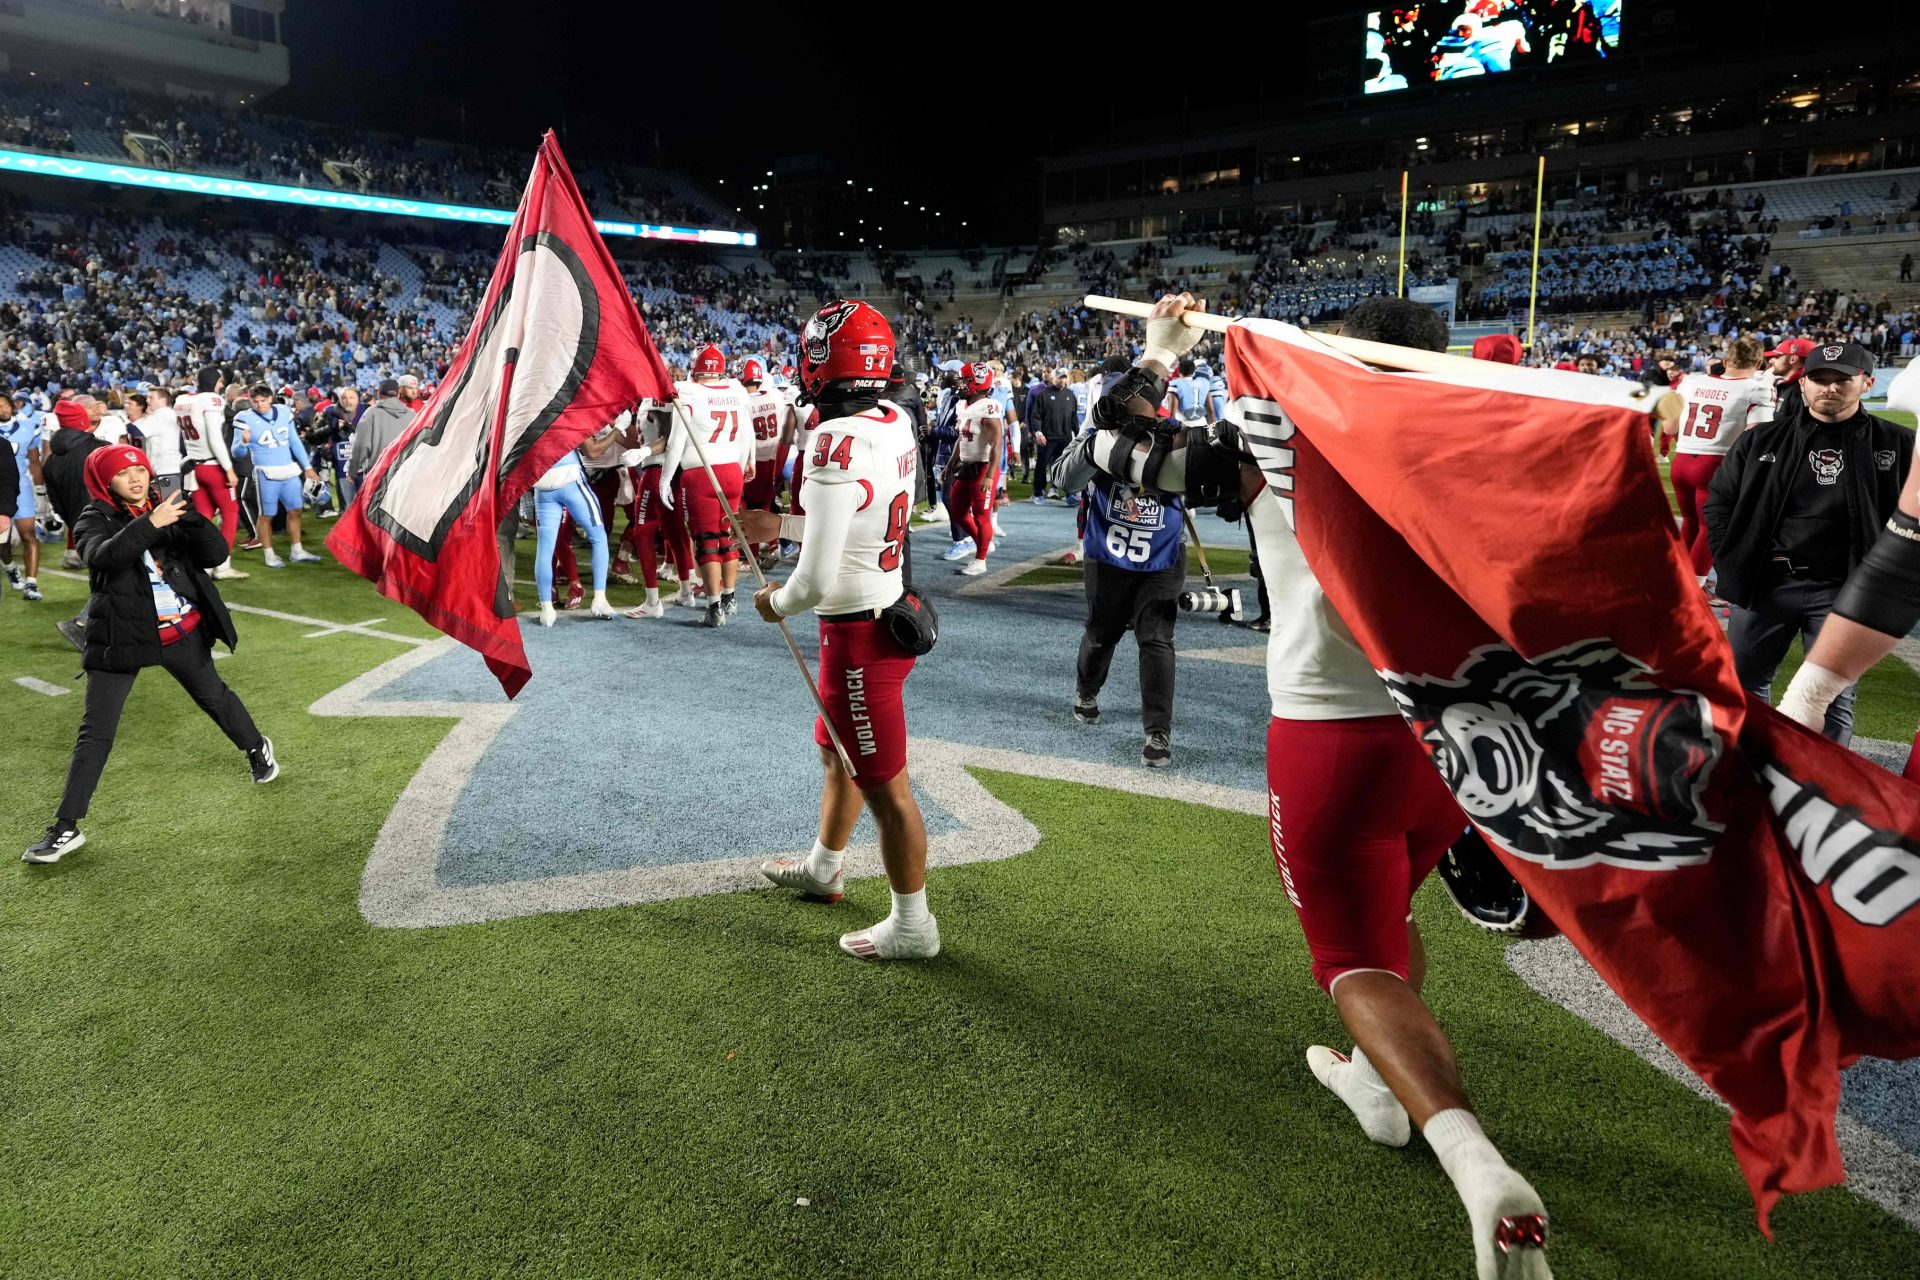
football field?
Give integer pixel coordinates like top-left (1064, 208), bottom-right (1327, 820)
top-left (3, 494), bottom-right (1918, 1279)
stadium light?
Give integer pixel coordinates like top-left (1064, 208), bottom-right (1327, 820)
top-left (0, 147), bottom-right (758, 246)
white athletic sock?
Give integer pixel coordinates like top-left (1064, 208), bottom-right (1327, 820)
top-left (1695, 574), bottom-right (1707, 587)
top-left (645, 587), bottom-right (660, 606)
top-left (890, 887), bottom-right (931, 929)
top-left (1425, 1109), bottom-right (1550, 1280)
top-left (804, 839), bottom-right (844, 881)
top-left (1307, 1044), bottom-right (1410, 1147)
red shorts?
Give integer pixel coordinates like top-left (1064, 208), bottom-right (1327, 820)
top-left (1266, 715), bottom-right (1466, 992)
top-left (679, 462), bottom-right (744, 565)
top-left (812, 616), bottom-right (915, 790)
top-left (741, 457), bottom-right (781, 511)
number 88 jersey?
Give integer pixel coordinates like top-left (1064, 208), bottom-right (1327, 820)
top-left (1671, 372), bottom-right (1773, 458)
top-left (788, 401), bottom-right (919, 617)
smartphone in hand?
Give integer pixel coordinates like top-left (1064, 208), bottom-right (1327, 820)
top-left (151, 473), bottom-right (184, 504)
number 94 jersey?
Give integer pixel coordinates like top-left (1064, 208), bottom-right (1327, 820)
top-left (789, 402), bottom-right (919, 617)
top-left (1671, 372), bottom-right (1773, 458)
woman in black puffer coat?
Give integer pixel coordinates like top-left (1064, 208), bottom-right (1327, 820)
top-left (23, 444), bottom-right (279, 866)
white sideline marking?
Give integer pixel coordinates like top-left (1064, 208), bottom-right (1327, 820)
top-left (956, 543), bottom-right (1084, 596)
top-left (14, 676), bottom-right (69, 696)
top-left (226, 604), bottom-right (426, 646)
top-left (42, 569), bottom-right (426, 647)
top-left (302, 618), bottom-right (388, 639)
top-left (1508, 938), bottom-right (1920, 1229)
top-left (313, 640), bottom-right (1265, 930)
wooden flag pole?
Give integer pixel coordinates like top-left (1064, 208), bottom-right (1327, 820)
top-left (671, 400), bottom-right (858, 778)
top-left (1080, 294), bottom-right (1672, 411)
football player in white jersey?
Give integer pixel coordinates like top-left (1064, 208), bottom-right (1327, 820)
top-left (948, 363), bottom-right (1004, 576)
top-left (738, 357), bottom-right (795, 567)
top-left (1082, 293), bottom-right (1553, 1279)
top-left (174, 366), bottom-right (247, 580)
top-left (743, 301), bottom-right (938, 961)
top-left (1664, 337), bottom-right (1772, 591)
top-left (659, 344), bottom-right (758, 627)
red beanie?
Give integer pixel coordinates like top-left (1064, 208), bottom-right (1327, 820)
top-left (53, 399), bottom-right (91, 432)
top-left (84, 444), bottom-right (156, 506)
top-left (1472, 334), bottom-right (1523, 365)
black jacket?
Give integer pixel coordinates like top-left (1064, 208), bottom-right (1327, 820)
top-left (44, 426), bottom-right (108, 528)
top-left (1703, 404), bottom-right (1912, 609)
top-left (1032, 386), bottom-right (1081, 441)
top-left (72, 499), bottom-right (238, 673)
top-left (0, 438), bottom-right (16, 519)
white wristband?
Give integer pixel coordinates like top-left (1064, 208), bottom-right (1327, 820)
top-left (1141, 347), bottom-right (1182, 371)
top-left (1776, 661), bottom-right (1851, 729)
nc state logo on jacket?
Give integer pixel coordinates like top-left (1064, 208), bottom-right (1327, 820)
top-left (1379, 640), bottom-right (1725, 869)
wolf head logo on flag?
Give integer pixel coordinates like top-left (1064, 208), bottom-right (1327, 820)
top-left (1380, 639), bottom-right (1723, 866)
top-left (327, 132), bottom-right (673, 697)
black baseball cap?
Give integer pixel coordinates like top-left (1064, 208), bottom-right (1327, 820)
top-left (1803, 342), bottom-right (1875, 377)
top-left (377, 377), bottom-right (402, 396)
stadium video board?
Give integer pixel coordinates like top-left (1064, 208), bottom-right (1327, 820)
top-left (1365, 2), bottom-right (1622, 94)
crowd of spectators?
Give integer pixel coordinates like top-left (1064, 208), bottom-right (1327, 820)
top-left (0, 71), bottom-right (741, 230)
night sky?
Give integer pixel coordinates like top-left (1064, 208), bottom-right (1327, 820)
top-left (266, 0), bottom-right (1304, 245)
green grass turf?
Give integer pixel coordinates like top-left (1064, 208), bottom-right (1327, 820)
top-left (1010, 542), bottom-right (1252, 589)
top-left (4, 551), bottom-right (1917, 1278)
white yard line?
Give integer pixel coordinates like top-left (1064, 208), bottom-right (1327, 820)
top-left (14, 676), bottom-right (70, 696)
top-left (40, 567), bottom-right (427, 647)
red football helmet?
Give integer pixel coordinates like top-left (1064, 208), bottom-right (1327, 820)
top-left (692, 344), bottom-right (727, 378)
top-left (962, 362), bottom-right (994, 396)
top-left (798, 300), bottom-right (895, 399)
top-left (739, 357), bottom-right (766, 385)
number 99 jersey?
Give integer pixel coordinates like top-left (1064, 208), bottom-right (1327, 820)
top-left (782, 401), bottom-right (919, 617)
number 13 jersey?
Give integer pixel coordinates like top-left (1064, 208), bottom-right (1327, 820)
top-left (1671, 372), bottom-right (1773, 457)
top-left (772, 402), bottom-right (918, 618)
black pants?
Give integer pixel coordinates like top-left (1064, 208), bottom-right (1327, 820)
top-left (1726, 573), bottom-right (1856, 746)
top-left (1035, 438), bottom-right (1064, 494)
top-left (56, 629), bottom-right (262, 823)
top-left (1245, 518), bottom-right (1271, 622)
top-left (1077, 558), bottom-right (1184, 736)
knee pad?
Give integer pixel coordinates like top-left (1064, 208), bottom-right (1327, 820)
top-left (1833, 510), bottom-right (1920, 638)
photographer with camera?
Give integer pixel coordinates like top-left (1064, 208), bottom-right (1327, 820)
top-left (1080, 293), bottom-right (1553, 1280)
top-left (24, 445), bottom-right (279, 865)
top-left (1049, 389), bottom-right (1185, 768)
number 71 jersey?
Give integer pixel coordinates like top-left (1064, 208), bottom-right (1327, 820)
top-left (673, 378), bottom-right (756, 469)
top-left (799, 401), bottom-right (919, 615)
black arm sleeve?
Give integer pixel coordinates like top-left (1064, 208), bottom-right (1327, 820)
top-left (0, 441), bottom-right (16, 518)
top-left (1833, 510), bottom-right (1920, 638)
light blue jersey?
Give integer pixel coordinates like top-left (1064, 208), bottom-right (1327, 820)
top-left (1169, 376), bottom-right (1206, 423)
top-left (232, 405), bottom-right (311, 476)
top-left (1, 414), bottom-right (37, 519)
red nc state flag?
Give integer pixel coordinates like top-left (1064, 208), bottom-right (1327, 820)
top-left (327, 131), bottom-right (673, 696)
top-left (1224, 318), bottom-right (1920, 1232)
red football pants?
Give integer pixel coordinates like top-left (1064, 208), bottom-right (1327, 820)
top-left (679, 462), bottom-right (744, 566)
top-left (190, 463), bottom-right (239, 551)
top-left (1669, 452), bottom-right (1722, 578)
top-left (949, 463), bottom-right (997, 560)
top-left (814, 617), bottom-right (916, 790)
top-left (632, 467), bottom-right (693, 588)
top-left (1266, 715), bottom-right (1466, 992)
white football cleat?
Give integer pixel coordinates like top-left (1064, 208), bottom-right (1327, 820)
top-left (675, 587), bottom-right (701, 609)
top-left (624, 600), bottom-right (665, 620)
top-left (538, 601), bottom-right (557, 628)
top-left (959, 559), bottom-right (988, 576)
top-left (760, 857), bottom-right (845, 901)
top-left (1306, 1045), bottom-right (1410, 1147)
top-left (839, 915), bottom-right (940, 961)
top-left (590, 592), bottom-right (615, 619)
top-left (917, 504), bottom-right (947, 524)
top-left (212, 561), bottom-right (249, 580)
top-left (1462, 1167), bottom-right (1551, 1280)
